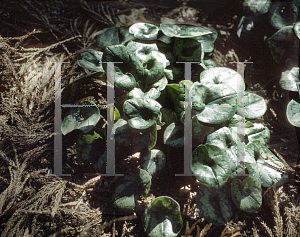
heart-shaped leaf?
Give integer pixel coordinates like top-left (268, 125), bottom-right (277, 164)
top-left (129, 23), bottom-right (160, 40)
top-left (244, 142), bottom-right (260, 179)
top-left (200, 67), bottom-right (245, 94)
top-left (96, 27), bottom-right (135, 49)
top-left (157, 34), bottom-right (172, 44)
top-left (173, 38), bottom-right (203, 62)
top-left (194, 27), bottom-right (218, 53)
top-left (191, 82), bottom-right (237, 125)
top-left (205, 127), bottom-right (238, 172)
top-left (171, 80), bottom-right (194, 123)
top-left (144, 88), bottom-right (161, 100)
top-left (126, 41), bottom-right (159, 63)
top-left (118, 26), bottom-right (136, 44)
top-left (76, 130), bottom-right (106, 172)
top-left (102, 45), bottom-right (144, 83)
top-left (269, 2), bottom-right (298, 30)
top-left (196, 184), bottom-right (233, 226)
top-left (77, 49), bottom-right (104, 72)
top-left (252, 141), bottom-right (288, 187)
top-left (164, 122), bottom-right (184, 148)
top-left (191, 144), bottom-right (231, 188)
top-left (293, 22), bottom-right (300, 40)
top-left (192, 117), bottom-right (215, 147)
top-left (206, 127), bottom-right (236, 149)
top-left (142, 196), bottom-right (183, 237)
top-left (123, 98), bottom-right (162, 130)
top-left (160, 24), bottom-right (212, 38)
top-left (62, 101), bottom-right (100, 135)
top-left (161, 108), bottom-right (178, 127)
top-left (231, 176), bottom-right (262, 212)
top-left (127, 88), bottom-right (144, 99)
top-left (141, 149), bottom-right (166, 176)
top-left (143, 51), bottom-right (168, 84)
top-left (239, 92), bottom-right (267, 119)
top-left (287, 99), bottom-right (300, 127)
top-left (279, 67), bottom-right (300, 92)
top-left (156, 41), bottom-right (176, 65)
top-left (113, 169), bottom-right (151, 213)
top-left (113, 119), bottom-right (157, 152)
top-left (114, 72), bottom-right (136, 91)
top-left (245, 122), bottom-right (270, 145)
top-left (96, 27), bottom-right (120, 49)
top-left (268, 25), bottom-right (299, 64)
top-left (243, 0), bottom-right (271, 15)
top-left (151, 75), bottom-right (168, 91)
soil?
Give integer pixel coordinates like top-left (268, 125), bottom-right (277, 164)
top-left (0, 0), bottom-right (299, 236)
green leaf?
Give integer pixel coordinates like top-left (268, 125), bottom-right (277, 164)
top-left (127, 88), bottom-right (144, 99)
top-left (240, 92), bottom-right (267, 119)
top-left (172, 80), bottom-right (194, 123)
top-left (160, 24), bottom-right (212, 38)
top-left (163, 122), bottom-right (184, 148)
top-left (113, 169), bottom-right (152, 213)
top-left (76, 129), bottom-right (106, 172)
top-left (143, 51), bottom-right (168, 84)
top-left (144, 88), bottom-right (161, 100)
top-left (191, 82), bottom-right (237, 125)
top-left (141, 149), bottom-right (166, 176)
top-left (243, 0), bottom-right (271, 15)
top-left (244, 143), bottom-right (260, 179)
top-left (142, 196), bottom-right (183, 237)
top-left (268, 26), bottom-right (299, 64)
top-left (194, 27), bottom-right (218, 53)
top-left (205, 127), bottom-right (238, 172)
top-left (231, 176), bottom-right (262, 212)
top-left (123, 98), bottom-right (162, 130)
top-left (96, 27), bottom-right (120, 49)
top-left (191, 144), bottom-right (231, 188)
top-left (118, 26), bottom-right (136, 44)
top-left (287, 99), bottom-right (300, 127)
top-left (192, 117), bottom-right (215, 148)
top-left (203, 58), bottom-right (218, 68)
top-left (82, 130), bottom-right (103, 144)
top-left (113, 181), bottom-right (139, 213)
top-left (200, 67), bottom-right (245, 94)
top-left (77, 49), bottom-right (104, 72)
top-left (171, 63), bottom-right (184, 81)
top-left (279, 67), bottom-right (300, 92)
top-left (151, 75), bottom-right (168, 91)
top-left (293, 22), bottom-right (300, 40)
top-left (113, 119), bottom-right (157, 153)
top-left (161, 108), bottom-right (178, 127)
top-left (102, 45), bottom-right (144, 84)
top-left (156, 41), bottom-right (176, 65)
top-left (114, 72), bottom-right (137, 91)
top-left (173, 38), bottom-right (203, 62)
top-left (129, 23), bottom-right (160, 40)
top-left (126, 41), bottom-right (159, 63)
top-left (245, 122), bottom-right (270, 145)
top-left (96, 26), bottom-right (135, 49)
top-left (196, 184), bottom-right (233, 226)
top-left (164, 69), bottom-right (174, 81)
top-left (157, 34), bottom-right (172, 44)
top-left (269, 2), bottom-right (299, 30)
top-left (253, 141), bottom-right (288, 187)
top-left (114, 106), bottom-right (121, 121)
top-left (61, 101), bottom-right (100, 135)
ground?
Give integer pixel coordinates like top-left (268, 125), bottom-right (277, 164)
top-left (0, 0), bottom-right (300, 236)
